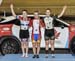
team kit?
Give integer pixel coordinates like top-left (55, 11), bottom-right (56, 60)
top-left (10, 4), bottom-right (67, 58)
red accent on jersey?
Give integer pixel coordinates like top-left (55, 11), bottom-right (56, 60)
top-left (30, 19), bottom-right (44, 40)
top-left (18, 16), bottom-right (31, 27)
top-left (54, 29), bottom-right (60, 39)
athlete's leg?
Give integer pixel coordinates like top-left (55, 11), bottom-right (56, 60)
top-left (36, 41), bottom-right (41, 58)
top-left (45, 40), bottom-right (49, 58)
top-left (21, 39), bottom-right (25, 57)
top-left (50, 36), bottom-right (55, 58)
top-left (45, 36), bottom-right (49, 58)
top-left (32, 41), bottom-right (37, 58)
top-left (23, 38), bottom-right (29, 57)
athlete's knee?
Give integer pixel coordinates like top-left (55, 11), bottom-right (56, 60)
top-left (45, 41), bottom-right (49, 45)
top-left (37, 43), bottom-right (40, 47)
top-left (32, 43), bottom-right (36, 48)
top-left (21, 42), bottom-right (24, 47)
top-left (25, 42), bottom-right (28, 46)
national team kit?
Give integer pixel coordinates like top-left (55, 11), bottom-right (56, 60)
top-left (18, 16), bottom-right (55, 43)
top-left (10, 4), bottom-right (67, 58)
top-left (17, 15), bottom-right (56, 58)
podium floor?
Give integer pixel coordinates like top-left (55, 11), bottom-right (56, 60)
top-left (0, 54), bottom-right (75, 61)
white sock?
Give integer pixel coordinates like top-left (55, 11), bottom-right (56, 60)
top-left (25, 53), bottom-right (28, 57)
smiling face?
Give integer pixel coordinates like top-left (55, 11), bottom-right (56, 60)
top-left (45, 9), bottom-right (51, 17)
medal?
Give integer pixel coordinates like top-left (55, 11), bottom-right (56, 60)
top-left (35, 29), bottom-right (37, 31)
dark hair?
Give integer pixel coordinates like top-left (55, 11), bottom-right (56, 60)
top-left (22, 9), bottom-right (27, 12)
top-left (46, 8), bottom-right (51, 12)
top-left (34, 11), bottom-right (39, 13)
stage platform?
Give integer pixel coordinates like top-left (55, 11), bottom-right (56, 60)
top-left (0, 54), bottom-right (75, 61)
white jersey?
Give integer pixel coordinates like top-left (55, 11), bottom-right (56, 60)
top-left (20, 20), bottom-right (29, 30)
top-left (16, 16), bottom-right (30, 30)
top-left (33, 19), bottom-right (40, 34)
top-left (44, 17), bottom-right (54, 29)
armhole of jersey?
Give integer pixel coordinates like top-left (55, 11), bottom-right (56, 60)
top-left (42, 18), bottom-right (45, 23)
top-left (16, 16), bottom-right (19, 19)
top-left (29, 19), bottom-right (33, 27)
top-left (40, 19), bottom-right (45, 27)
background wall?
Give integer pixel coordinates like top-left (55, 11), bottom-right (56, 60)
top-left (0, 0), bottom-right (75, 16)
top-left (0, 0), bottom-right (75, 24)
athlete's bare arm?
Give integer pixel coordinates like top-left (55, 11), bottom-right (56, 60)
top-left (10, 4), bottom-right (16, 17)
top-left (58, 6), bottom-right (67, 18)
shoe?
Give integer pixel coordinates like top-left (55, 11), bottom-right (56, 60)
top-left (1, 53), bottom-right (5, 56)
top-left (51, 54), bottom-right (55, 58)
top-left (33, 55), bottom-right (36, 58)
top-left (21, 54), bottom-right (25, 57)
top-left (25, 54), bottom-right (28, 58)
top-left (36, 55), bottom-right (39, 58)
top-left (45, 55), bottom-right (48, 58)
